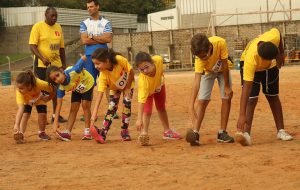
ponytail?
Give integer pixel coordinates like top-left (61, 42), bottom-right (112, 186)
top-left (92, 48), bottom-right (118, 65)
top-left (16, 70), bottom-right (36, 88)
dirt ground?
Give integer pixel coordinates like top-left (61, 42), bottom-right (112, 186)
top-left (0, 67), bottom-right (299, 190)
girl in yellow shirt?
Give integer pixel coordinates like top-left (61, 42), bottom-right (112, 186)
top-left (14, 70), bottom-right (55, 143)
top-left (135, 52), bottom-right (181, 146)
top-left (90, 48), bottom-right (135, 143)
top-left (46, 55), bottom-right (95, 141)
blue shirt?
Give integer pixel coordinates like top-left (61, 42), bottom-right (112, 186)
top-left (80, 16), bottom-right (112, 55)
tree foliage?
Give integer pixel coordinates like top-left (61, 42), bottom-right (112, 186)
top-left (0, 0), bottom-right (166, 22)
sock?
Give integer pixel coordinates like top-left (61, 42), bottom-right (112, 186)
top-left (218, 130), bottom-right (224, 134)
top-left (193, 130), bottom-right (199, 134)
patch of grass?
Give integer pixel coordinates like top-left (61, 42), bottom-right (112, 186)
top-left (0, 53), bottom-right (31, 65)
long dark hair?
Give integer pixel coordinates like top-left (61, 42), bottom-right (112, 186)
top-left (46, 66), bottom-right (62, 85)
top-left (92, 48), bottom-right (118, 65)
top-left (16, 70), bottom-right (36, 88)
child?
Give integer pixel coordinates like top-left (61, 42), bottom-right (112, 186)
top-left (90, 48), bottom-right (135, 143)
top-left (46, 55), bottom-right (94, 141)
top-left (186, 33), bottom-right (234, 146)
top-left (134, 52), bottom-right (182, 146)
top-left (14, 70), bottom-right (55, 143)
top-left (236, 28), bottom-right (293, 146)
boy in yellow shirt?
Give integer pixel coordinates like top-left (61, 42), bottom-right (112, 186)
top-left (236, 28), bottom-right (293, 146)
top-left (186, 33), bottom-right (234, 146)
top-left (135, 52), bottom-right (182, 146)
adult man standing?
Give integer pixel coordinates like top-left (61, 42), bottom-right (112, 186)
top-left (29, 7), bottom-right (67, 123)
top-left (80, 0), bottom-right (112, 82)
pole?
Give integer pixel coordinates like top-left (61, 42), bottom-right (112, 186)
top-left (6, 56), bottom-right (10, 71)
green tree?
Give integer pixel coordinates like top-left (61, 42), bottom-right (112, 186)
top-left (0, 0), bottom-right (32, 7)
top-left (99, 0), bottom-right (166, 22)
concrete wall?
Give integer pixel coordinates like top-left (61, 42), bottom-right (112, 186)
top-left (1, 21), bottom-right (300, 68)
top-left (0, 25), bottom-right (80, 55)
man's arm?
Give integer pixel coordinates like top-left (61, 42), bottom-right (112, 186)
top-left (221, 58), bottom-right (233, 98)
top-left (59, 48), bottom-right (66, 69)
top-left (237, 81), bottom-right (253, 132)
top-left (29, 44), bottom-right (51, 66)
top-left (276, 33), bottom-right (285, 68)
top-left (92, 33), bottom-right (112, 44)
top-left (80, 32), bottom-right (112, 45)
top-left (190, 73), bottom-right (201, 119)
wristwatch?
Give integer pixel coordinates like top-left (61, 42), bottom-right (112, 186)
top-left (89, 34), bottom-right (93, 39)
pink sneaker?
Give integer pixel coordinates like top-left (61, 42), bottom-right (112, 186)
top-left (163, 129), bottom-right (182, 140)
top-left (90, 125), bottom-right (106, 144)
top-left (120, 129), bottom-right (131, 141)
top-left (82, 128), bottom-right (92, 140)
top-left (56, 130), bottom-right (71, 142)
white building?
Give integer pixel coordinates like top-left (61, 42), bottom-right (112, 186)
top-left (148, 0), bottom-right (300, 31)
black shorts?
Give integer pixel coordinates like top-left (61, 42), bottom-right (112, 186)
top-left (24, 105), bottom-right (47, 113)
top-left (241, 66), bottom-right (279, 98)
top-left (71, 87), bottom-right (94, 103)
top-left (34, 67), bottom-right (47, 80)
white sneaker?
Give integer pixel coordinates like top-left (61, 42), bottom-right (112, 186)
top-left (82, 128), bottom-right (92, 140)
top-left (277, 129), bottom-right (293, 141)
top-left (235, 132), bottom-right (251, 146)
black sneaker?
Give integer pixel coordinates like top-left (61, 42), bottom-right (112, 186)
top-left (51, 115), bottom-right (67, 123)
top-left (185, 128), bottom-right (200, 146)
top-left (217, 131), bottom-right (234, 143)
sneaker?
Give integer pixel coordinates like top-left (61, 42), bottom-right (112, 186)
top-left (235, 132), bottom-right (251, 146)
top-left (90, 125), bottom-right (106, 144)
top-left (113, 113), bottom-right (119, 119)
top-left (185, 128), bottom-right (200, 146)
top-left (14, 132), bottom-right (25, 144)
top-left (55, 130), bottom-right (71, 142)
top-left (38, 131), bottom-right (51, 141)
top-left (80, 115), bottom-right (85, 122)
top-left (277, 129), bottom-right (293, 141)
top-left (217, 131), bottom-right (234, 143)
top-left (82, 128), bottom-right (92, 140)
top-left (121, 129), bottom-right (131, 141)
top-left (138, 134), bottom-right (150, 146)
top-left (51, 115), bottom-right (67, 123)
top-left (163, 129), bottom-right (182, 140)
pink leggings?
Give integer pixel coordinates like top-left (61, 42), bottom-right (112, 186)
top-left (144, 85), bottom-right (166, 114)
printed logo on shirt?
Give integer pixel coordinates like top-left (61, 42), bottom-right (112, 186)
top-left (29, 91), bottom-right (50, 105)
top-left (55, 31), bottom-right (60, 36)
top-left (75, 83), bottom-right (86, 93)
top-left (212, 60), bottom-right (223, 73)
top-left (50, 44), bottom-right (60, 51)
top-left (114, 70), bottom-right (128, 89)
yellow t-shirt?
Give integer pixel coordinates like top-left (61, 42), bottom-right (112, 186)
top-left (97, 55), bottom-right (134, 92)
top-left (57, 67), bottom-right (95, 98)
top-left (138, 55), bottom-right (165, 103)
top-left (195, 36), bottom-right (232, 74)
top-left (16, 78), bottom-right (54, 105)
top-left (29, 21), bottom-right (65, 68)
top-left (243, 28), bottom-right (280, 81)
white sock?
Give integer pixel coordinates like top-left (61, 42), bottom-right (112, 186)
top-left (218, 130), bottom-right (224, 134)
top-left (193, 130), bottom-right (199, 134)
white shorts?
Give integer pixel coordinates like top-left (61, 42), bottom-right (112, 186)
top-left (198, 71), bottom-right (232, 100)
